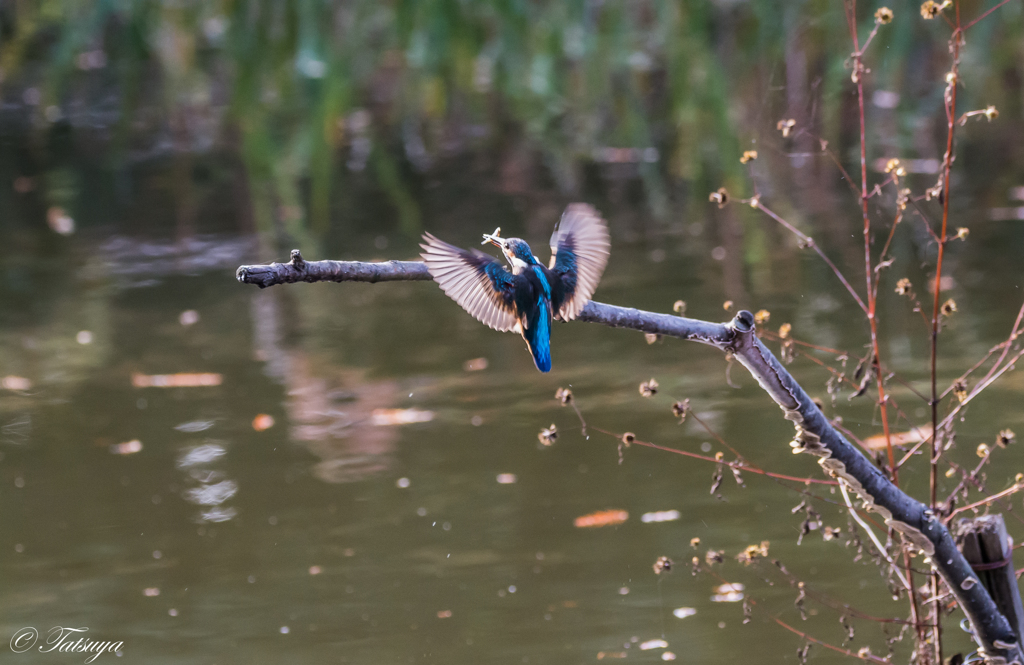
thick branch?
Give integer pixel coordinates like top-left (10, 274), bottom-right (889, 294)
top-left (236, 249), bottom-right (433, 287)
top-left (236, 251), bottom-right (1023, 662)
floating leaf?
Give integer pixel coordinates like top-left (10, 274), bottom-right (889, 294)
top-left (370, 408), bottom-right (434, 426)
top-left (132, 373), bottom-right (223, 388)
top-left (110, 439), bottom-right (143, 455)
top-left (1, 376), bottom-right (32, 391)
top-left (574, 510), bottom-right (628, 528)
top-left (252, 414), bottom-right (275, 431)
top-left (463, 357), bottom-right (488, 371)
top-left (863, 425), bottom-right (933, 450)
top-left (641, 510), bottom-right (681, 523)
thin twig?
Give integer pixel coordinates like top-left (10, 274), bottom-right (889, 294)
top-left (750, 200), bottom-right (868, 314)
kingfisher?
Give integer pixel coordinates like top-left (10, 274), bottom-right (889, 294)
top-left (420, 203), bottom-right (610, 373)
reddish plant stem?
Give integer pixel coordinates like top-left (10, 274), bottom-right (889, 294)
top-left (845, 1), bottom-right (925, 656)
top-left (773, 616), bottom-right (890, 663)
top-left (964, 0), bottom-right (1016, 30)
top-left (589, 426), bottom-right (837, 485)
top-left (845, 2), bottom-right (897, 488)
top-left (932, 26), bottom-right (961, 525)
top-left (928, 9), bottom-right (963, 660)
top-left (946, 483), bottom-right (1024, 521)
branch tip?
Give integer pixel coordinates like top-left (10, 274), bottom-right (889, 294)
top-left (733, 310), bottom-right (755, 333)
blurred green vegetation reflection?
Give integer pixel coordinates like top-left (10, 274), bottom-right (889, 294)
top-left (1, 0), bottom-right (1023, 247)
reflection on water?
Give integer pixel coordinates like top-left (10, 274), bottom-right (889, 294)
top-left (178, 440), bottom-right (238, 524)
top-left (252, 288), bottom-right (400, 484)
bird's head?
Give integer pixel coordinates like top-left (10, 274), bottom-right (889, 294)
top-left (482, 228), bottom-right (537, 272)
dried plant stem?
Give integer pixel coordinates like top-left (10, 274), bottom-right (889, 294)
top-left (840, 481), bottom-right (910, 591)
top-left (751, 200), bottom-right (867, 314)
top-left (925, 9), bottom-right (963, 663)
top-left (845, 2), bottom-right (897, 489)
top-left (947, 483), bottom-right (1024, 521)
top-left (964, 0), bottom-right (1016, 30)
top-left (773, 616), bottom-right (890, 664)
top-left (700, 563), bottom-right (904, 661)
top-left (589, 426), bottom-right (836, 486)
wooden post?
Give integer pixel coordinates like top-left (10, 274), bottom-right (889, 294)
top-left (955, 515), bottom-right (1024, 643)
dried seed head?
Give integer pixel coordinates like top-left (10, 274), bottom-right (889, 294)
top-left (671, 400), bottom-right (688, 419)
top-left (690, 537), bottom-right (701, 549)
top-left (977, 443), bottom-right (991, 458)
top-left (875, 7), bottom-right (894, 23)
top-left (736, 541), bottom-right (770, 565)
top-left (740, 150), bottom-right (758, 164)
top-left (822, 526), bottom-right (842, 541)
top-left (779, 323), bottom-right (792, 339)
top-left (555, 387), bottom-right (573, 405)
top-left (897, 188), bottom-right (911, 211)
top-left (644, 333), bottom-right (660, 345)
top-left (672, 300), bottom-right (687, 314)
top-left (884, 158), bottom-right (906, 178)
top-left (895, 278), bottom-right (913, 296)
top-left (952, 379), bottom-right (968, 403)
top-left (709, 187), bottom-right (729, 208)
top-left (705, 549), bottom-right (725, 565)
top-left (941, 298), bottom-right (957, 316)
top-left (857, 646), bottom-right (873, 659)
top-left (956, 227), bottom-right (969, 240)
top-left (715, 451), bottom-right (724, 461)
top-left (723, 300), bottom-right (734, 312)
top-left (946, 467), bottom-right (957, 478)
top-left (984, 105), bottom-right (999, 121)
top-left (748, 194), bottom-right (761, 209)
top-left (920, 1), bottom-right (942, 19)
top-left (622, 432), bottom-right (635, 445)
top-left (776, 118), bottom-right (796, 138)
top-left (538, 424), bottom-right (558, 446)
top-left (653, 556), bottom-right (673, 575)
top-left (754, 309), bottom-right (771, 325)
top-left (945, 70), bottom-right (957, 85)
top-left (997, 429), bottom-right (1016, 449)
top-left (639, 378), bottom-right (659, 398)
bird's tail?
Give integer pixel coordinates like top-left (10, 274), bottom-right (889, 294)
top-left (523, 301), bottom-right (552, 372)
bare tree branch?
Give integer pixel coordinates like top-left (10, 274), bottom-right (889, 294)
top-left (236, 250), bottom-right (1023, 662)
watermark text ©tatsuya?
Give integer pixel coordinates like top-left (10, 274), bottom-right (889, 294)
top-left (10, 626), bottom-right (123, 663)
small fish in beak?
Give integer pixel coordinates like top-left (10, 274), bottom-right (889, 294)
top-left (481, 227), bottom-right (505, 249)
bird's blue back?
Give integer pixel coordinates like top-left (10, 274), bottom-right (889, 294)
top-left (521, 266), bottom-right (553, 372)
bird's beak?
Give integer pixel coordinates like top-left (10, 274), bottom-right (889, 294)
top-left (481, 227), bottom-right (505, 249)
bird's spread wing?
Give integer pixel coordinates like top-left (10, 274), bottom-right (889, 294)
top-left (420, 233), bottom-right (521, 332)
top-left (548, 203), bottom-right (610, 321)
